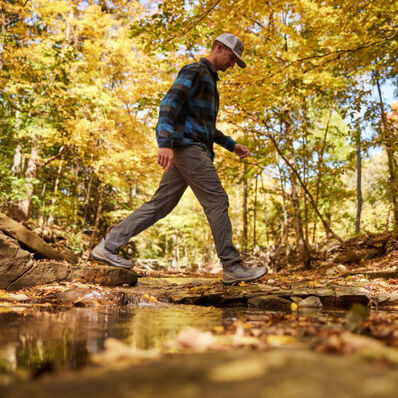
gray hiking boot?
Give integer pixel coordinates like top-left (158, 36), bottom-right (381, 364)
top-left (91, 239), bottom-right (134, 269)
top-left (223, 262), bottom-right (268, 285)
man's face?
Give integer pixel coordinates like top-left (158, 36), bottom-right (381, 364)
top-left (216, 46), bottom-right (238, 71)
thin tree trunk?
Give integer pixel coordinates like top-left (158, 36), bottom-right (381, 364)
top-left (289, 163), bottom-right (311, 267)
top-left (0, 6), bottom-right (6, 72)
top-left (90, 183), bottom-right (104, 247)
top-left (284, 113), bottom-right (311, 267)
top-left (11, 143), bottom-right (22, 176)
top-left (83, 168), bottom-right (93, 223)
top-left (355, 124), bottom-right (362, 234)
top-left (242, 163), bottom-right (248, 254)
top-left (303, 130), bottom-right (309, 243)
top-left (277, 161), bottom-right (289, 263)
top-left (47, 158), bottom-right (64, 226)
top-left (38, 182), bottom-right (47, 229)
top-left (11, 111), bottom-right (23, 176)
top-left (260, 174), bottom-right (270, 246)
top-left (9, 135), bottom-right (40, 221)
top-left (253, 175), bottom-right (258, 247)
top-left (312, 110), bottom-right (332, 243)
top-left (375, 75), bottom-right (398, 227)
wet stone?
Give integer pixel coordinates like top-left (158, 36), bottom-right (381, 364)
top-left (0, 231), bottom-right (34, 290)
top-left (335, 287), bottom-right (370, 308)
top-left (71, 265), bottom-right (138, 287)
top-left (51, 287), bottom-right (127, 306)
top-left (248, 295), bottom-right (293, 312)
top-left (299, 296), bottom-right (323, 309)
top-left (374, 291), bottom-right (398, 307)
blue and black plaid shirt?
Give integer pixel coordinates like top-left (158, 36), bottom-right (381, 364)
top-left (156, 58), bottom-right (236, 161)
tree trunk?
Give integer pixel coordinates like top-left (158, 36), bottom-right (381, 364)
top-left (47, 158), bottom-right (64, 226)
top-left (375, 76), bottom-right (398, 228)
top-left (11, 142), bottom-right (22, 176)
top-left (277, 162), bottom-right (290, 263)
top-left (260, 175), bottom-right (270, 246)
top-left (312, 110), bottom-right (332, 244)
top-left (90, 184), bottom-right (104, 247)
top-left (355, 124), bottom-right (362, 234)
top-left (83, 168), bottom-right (93, 223)
top-left (0, 6), bottom-right (6, 72)
top-left (242, 165), bottom-right (248, 255)
top-left (8, 135), bottom-right (40, 221)
top-left (253, 175), bottom-right (258, 247)
top-left (283, 112), bottom-right (311, 267)
top-left (289, 165), bottom-right (311, 267)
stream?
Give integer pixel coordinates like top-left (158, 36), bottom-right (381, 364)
top-left (0, 303), bottom-right (349, 375)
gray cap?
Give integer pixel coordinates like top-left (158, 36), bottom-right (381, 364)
top-left (215, 33), bottom-right (246, 68)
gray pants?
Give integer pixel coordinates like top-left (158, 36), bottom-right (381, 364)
top-left (104, 145), bottom-right (241, 270)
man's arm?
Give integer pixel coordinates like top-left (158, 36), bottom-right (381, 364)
top-left (214, 129), bottom-right (249, 159)
top-left (214, 128), bottom-right (237, 152)
top-left (156, 66), bottom-right (198, 172)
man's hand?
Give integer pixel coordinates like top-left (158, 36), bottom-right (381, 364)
top-left (158, 148), bottom-right (174, 172)
top-left (233, 143), bottom-right (250, 159)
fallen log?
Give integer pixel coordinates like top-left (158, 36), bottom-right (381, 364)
top-left (0, 212), bottom-right (78, 264)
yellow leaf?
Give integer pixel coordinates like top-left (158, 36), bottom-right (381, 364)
top-left (267, 335), bottom-right (296, 347)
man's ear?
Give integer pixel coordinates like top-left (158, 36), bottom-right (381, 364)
top-left (216, 43), bottom-right (224, 53)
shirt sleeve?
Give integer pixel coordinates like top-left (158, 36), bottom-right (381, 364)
top-left (214, 128), bottom-right (237, 152)
top-left (156, 66), bottom-right (198, 148)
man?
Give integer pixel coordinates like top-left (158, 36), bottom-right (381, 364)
top-left (92, 33), bottom-right (267, 284)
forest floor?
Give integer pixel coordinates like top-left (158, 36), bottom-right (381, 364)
top-left (1, 232), bottom-right (398, 397)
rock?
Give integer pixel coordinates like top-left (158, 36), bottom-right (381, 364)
top-left (0, 231), bottom-right (33, 290)
top-left (71, 265), bottom-right (138, 287)
top-left (1, 244), bottom-right (138, 290)
top-left (335, 287), bottom-right (370, 308)
top-left (336, 264), bottom-right (348, 273)
top-left (248, 295), bottom-right (294, 312)
top-left (374, 291), bottom-right (398, 307)
top-left (6, 293), bottom-right (30, 302)
top-left (0, 212), bottom-right (77, 264)
top-left (6, 261), bottom-right (74, 291)
top-left (314, 287), bottom-right (335, 297)
top-left (299, 296), bottom-right (323, 309)
top-left (326, 265), bottom-right (347, 275)
top-left (52, 287), bottom-right (127, 306)
top-left (325, 267), bottom-right (338, 276)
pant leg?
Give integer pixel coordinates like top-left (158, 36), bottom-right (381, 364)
top-left (173, 145), bottom-right (241, 270)
top-left (104, 165), bottom-right (188, 252)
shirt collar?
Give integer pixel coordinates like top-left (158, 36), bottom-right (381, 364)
top-left (200, 58), bottom-right (219, 81)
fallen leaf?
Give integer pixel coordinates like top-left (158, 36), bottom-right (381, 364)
top-left (267, 335), bottom-right (296, 346)
top-left (177, 327), bottom-right (214, 351)
top-left (208, 358), bottom-right (268, 382)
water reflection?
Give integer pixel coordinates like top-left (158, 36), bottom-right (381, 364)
top-left (0, 304), bottom-right (222, 372)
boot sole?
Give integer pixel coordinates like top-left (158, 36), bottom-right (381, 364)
top-left (222, 269), bottom-right (268, 285)
top-left (91, 249), bottom-right (133, 270)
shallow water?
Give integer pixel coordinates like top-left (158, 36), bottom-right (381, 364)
top-left (0, 304), bottom-right (223, 373)
top-left (0, 303), bottom-right (358, 375)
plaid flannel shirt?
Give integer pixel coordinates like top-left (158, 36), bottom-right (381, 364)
top-left (155, 58), bottom-right (236, 161)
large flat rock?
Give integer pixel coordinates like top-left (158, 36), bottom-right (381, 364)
top-left (0, 231), bottom-right (34, 290)
top-left (5, 261), bottom-right (138, 291)
top-left (1, 232), bottom-right (137, 290)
